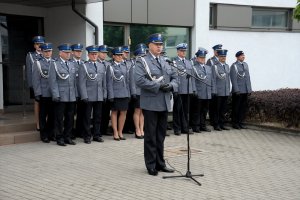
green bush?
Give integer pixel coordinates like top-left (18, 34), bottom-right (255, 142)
top-left (247, 89), bottom-right (300, 128)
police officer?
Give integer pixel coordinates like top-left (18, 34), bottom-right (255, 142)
top-left (49, 43), bottom-right (77, 146)
top-left (132, 47), bottom-right (147, 139)
top-left (70, 43), bottom-right (85, 139)
top-left (211, 49), bottom-right (231, 131)
top-left (26, 36), bottom-right (45, 131)
top-left (78, 45), bottom-right (106, 144)
top-left (97, 45), bottom-right (112, 136)
top-left (107, 47), bottom-right (134, 141)
top-left (32, 43), bottom-right (54, 143)
top-left (122, 45), bottom-right (136, 135)
top-left (172, 43), bottom-right (195, 135)
top-left (230, 51), bottom-right (252, 129)
top-left (206, 44), bottom-right (222, 126)
top-left (135, 33), bottom-right (178, 176)
top-left (192, 49), bottom-right (216, 132)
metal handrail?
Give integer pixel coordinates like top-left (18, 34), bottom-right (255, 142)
top-left (0, 61), bottom-right (27, 117)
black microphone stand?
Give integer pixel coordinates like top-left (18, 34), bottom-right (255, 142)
top-left (163, 60), bottom-right (204, 186)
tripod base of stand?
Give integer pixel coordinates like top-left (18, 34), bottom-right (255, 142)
top-left (163, 171), bottom-right (204, 186)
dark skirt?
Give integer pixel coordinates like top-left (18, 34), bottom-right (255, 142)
top-left (111, 98), bottom-right (129, 111)
top-left (133, 95), bottom-right (141, 109)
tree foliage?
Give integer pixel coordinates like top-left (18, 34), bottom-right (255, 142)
top-left (294, 0), bottom-right (300, 21)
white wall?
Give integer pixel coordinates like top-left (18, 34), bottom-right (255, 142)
top-left (192, 0), bottom-right (300, 91)
top-left (86, 2), bottom-right (104, 46)
top-left (44, 5), bottom-right (87, 57)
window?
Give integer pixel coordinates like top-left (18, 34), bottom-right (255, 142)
top-left (252, 9), bottom-right (289, 28)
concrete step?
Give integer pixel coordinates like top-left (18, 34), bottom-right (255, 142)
top-left (0, 131), bottom-right (40, 146)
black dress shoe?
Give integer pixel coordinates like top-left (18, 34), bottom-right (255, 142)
top-left (200, 127), bottom-right (211, 132)
top-left (174, 131), bottom-right (181, 136)
top-left (113, 137), bottom-right (120, 141)
top-left (239, 124), bottom-right (248, 129)
top-left (181, 129), bottom-right (189, 134)
top-left (147, 169), bottom-right (158, 176)
top-left (84, 139), bottom-right (91, 144)
top-left (192, 129), bottom-right (201, 133)
top-left (119, 136), bottom-right (126, 140)
top-left (64, 139), bottom-right (76, 145)
top-left (93, 137), bottom-right (104, 142)
top-left (214, 126), bottom-right (222, 131)
top-left (57, 140), bottom-right (66, 146)
top-left (220, 126), bottom-right (230, 130)
top-left (157, 166), bottom-right (174, 173)
top-left (42, 138), bottom-right (50, 143)
top-left (135, 134), bottom-right (144, 139)
top-left (232, 124), bottom-right (241, 129)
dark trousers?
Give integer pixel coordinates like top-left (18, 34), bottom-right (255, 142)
top-left (53, 102), bottom-right (75, 141)
top-left (100, 101), bottom-right (111, 135)
top-left (75, 100), bottom-right (85, 137)
top-left (123, 98), bottom-right (135, 133)
top-left (232, 93), bottom-right (248, 126)
top-left (173, 94), bottom-right (189, 132)
top-left (39, 97), bottom-right (54, 140)
top-left (212, 96), bottom-right (228, 127)
top-left (208, 99), bottom-right (215, 125)
top-left (83, 101), bottom-right (103, 139)
top-left (143, 109), bottom-right (168, 170)
top-left (191, 99), bottom-right (210, 130)
top-left (189, 95), bottom-right (198, 127)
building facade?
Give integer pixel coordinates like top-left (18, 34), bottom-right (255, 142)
top-left (0, 0), bottom-right (299, 111)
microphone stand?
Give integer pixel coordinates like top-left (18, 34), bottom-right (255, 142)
top-left (163, 60), bottom-right (204, 186)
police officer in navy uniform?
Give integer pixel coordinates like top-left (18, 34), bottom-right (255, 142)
top-left (211, 49), bottom-right (231, 131)
top-left (230, 51), bottom-right (252, 129)
top-left (78, 45), bottom-right (107, 144)
top-left (70, 43), bottom-right (85, 139)
top-left (26, 36), bottom-right (45, 131)
top-left (122, 45), bottom-right (136, 135)
top-left (49, 43), bottom-right (77, 146)
top-left (192, 49), bottom-right (216, 132)
top-left (32, 43), bottom-right (54, 143)
top-left (97, 45), bottom-right (112, 136)
top-left (172, 43), bottom-right (195, 135)
top-left (206, 44), bottom-right (222, 126)
top-left (107, 47), bottom-right (135, 141)
top-left (135, 33), bottom-right (178, 176)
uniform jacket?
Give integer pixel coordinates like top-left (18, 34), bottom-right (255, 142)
top-left (212, 62), bottom-right (231, 96)
top-left (70, 58), bottom-right (85, 98)
top-left (49, 58), bottom-right (77, 102)
top-left (78, 60), bottom-right (107, 102)
top-left (134, 53), bottom-right (178, 112)
top-left (131, 58), bottom-right (141, 95)
top-left (206, 56), bottom-right (220, 67)
top-left (32, 57), bottom-right (54, 97)
top-left (193, 62), bottom-right (216, 99)
top-left (173, 56), bottom-right (195, 94)
top-left (106, 60), bottom-right (133, 99)
top-left (230, 61), bottom-right (252, 94)
top-left (26, 51), bottom-right (42, 88)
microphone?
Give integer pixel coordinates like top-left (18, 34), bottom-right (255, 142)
top-left (165, 59), bottom-right (174, 65)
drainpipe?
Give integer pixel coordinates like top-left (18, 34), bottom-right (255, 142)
top-left (71, 0), bottom-right (99, 45)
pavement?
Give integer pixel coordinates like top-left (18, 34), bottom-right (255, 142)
top-left (1, 128), bottom-right (300, 200)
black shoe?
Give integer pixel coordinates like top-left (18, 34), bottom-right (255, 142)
top-left (41, 138), bottom-right (50, 143)
top-left (57, 140), bottom-right (66, 146)
top-left (239, 124), bottom-right (248, 129)
top-left (232, 124), bottom-right (241, 129)
top-left (200, 127), bottom-right (211, 132)
top-left (192, 129), bottom-right (201, 133)
top-left (50, 137), bottom-right (56, 142)
top-left (64, 138), bottom-right (76, 145)
top-left (174, 131), bottom-right (181, 136)
top-left (214, 126), bottom-right (222, 131)
top-left (181, 129), bottom-right (189, 134)
top-left (156, 166), bottom-right (174, 173)
top-left (220, 126), bottom-right (230, 130)
top-left (119, 136), bottom-right (126, 140)
top-left (135, 134), bottom-right (144, 139)
top-left (93, 137), bottom-right (104, 142)
top-left (113, 137), bottom-right (120, 141)
top-left (84, 139), bottom-right (91, 144)
top-left (147, 169), bottom-right (158, 176)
